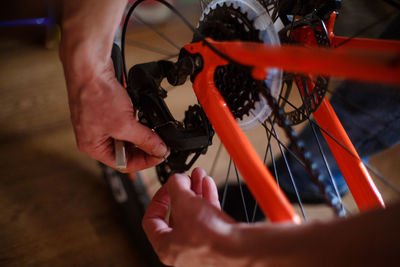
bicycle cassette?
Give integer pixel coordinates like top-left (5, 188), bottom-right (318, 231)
top-left (194, 0), bottom-right (283, 131)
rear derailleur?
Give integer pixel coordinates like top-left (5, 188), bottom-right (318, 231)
top-left (126, 50), bottom-right (213, 183)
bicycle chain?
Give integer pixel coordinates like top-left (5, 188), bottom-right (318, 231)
top-left (125, 0), bottom-right (345, 215)
top-left (193, 0), bottom-right (345, 216)
top-left (270, 11), bottom-right (345, 215)
top-left (258, 82), bottom-right (345, 216)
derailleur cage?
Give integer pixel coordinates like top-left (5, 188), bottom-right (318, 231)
top-left (126, 50), bottom-right (213, 183)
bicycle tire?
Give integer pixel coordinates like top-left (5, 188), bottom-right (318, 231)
top-left (100, 44), bottom-right (166, 267)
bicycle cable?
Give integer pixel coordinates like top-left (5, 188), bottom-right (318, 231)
top-left (121, 0), bottom-right (243, 82)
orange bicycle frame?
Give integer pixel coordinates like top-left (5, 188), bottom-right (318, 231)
top-left (183, 19), bottom-right (399, 222)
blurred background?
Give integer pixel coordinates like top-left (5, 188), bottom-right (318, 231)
top-left (0, 1), bottom-right (200, 266)
top-left (0, 0), bottom-right (399, 266)
top-left (0, 0), bottom-right (139, 266)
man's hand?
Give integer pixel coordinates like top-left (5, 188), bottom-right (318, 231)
top-left (60, 0), bottom-right (169, 171)
top-left (67, 58), bottom-right (169, 171)
top-left (143, 168), bottom-right (247, 267)
top-left (143, 169), bottom-right (400, 267)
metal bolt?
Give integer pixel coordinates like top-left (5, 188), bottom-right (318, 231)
top-left (194, 56), bottom-right (202, 68)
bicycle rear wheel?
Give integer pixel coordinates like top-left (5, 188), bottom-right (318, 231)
top-left (125, 0), bottom-right (400, 219)
top-left (189, 0), bottom-right (400, 221)
top-left (114, 0), bottom-right (400, 263)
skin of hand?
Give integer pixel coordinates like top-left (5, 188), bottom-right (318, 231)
top-left (60, 0), bottom-right (169, 172)
top-left (143, 168), bottom-right (250, 267)
top-left (143, 168), bottom-right (400, 267)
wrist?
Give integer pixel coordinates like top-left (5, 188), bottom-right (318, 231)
top-left (231, 222), bottom-right (306, 267)
top-left (60, 38), bottom-right (103, 89)
top-left (207, 222), bottom-right (255, 266)
top-left (59, 0), bottom-right (128, 90)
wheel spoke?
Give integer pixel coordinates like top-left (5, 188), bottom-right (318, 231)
top-left (248, 110), bottom-right (307, 170)
top-left (268, 117), bottom-right (307, 220)
top-left (221, 159), bottom-right (232, 210)
top-left (261, 122), bottom-right (307, 169)
top-left (250, 202), bottom-right (259, 223)
top-left (326, 88), bottom-right (400, 137)
top-left (279, 95), bottom-right (400, 195)
top-left (264, 124), bottom-right (280, 185)
top-left (135, 14), bottom-right (181, 50)
top-left (125, 39), bottom-right (178, 57)
top-left (121, 0), bottom-right (399, 230)
top-left (366, 165), bottom-right (400, 195)
top-left (334, 11), bottom-right (396, 48)
top-left (233, 164), bottom-right (250, 223)
top-left (295, 78), bottom-right (345, 214)
top-left (210, 141), bottom-right (223, 177)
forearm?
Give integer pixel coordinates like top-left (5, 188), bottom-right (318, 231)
top-left (231, 201), bottom-right (400, 266)
top-left (57, 0), bottom-right (168, 169)
top-left (60, 0), bottom-right (128, 88)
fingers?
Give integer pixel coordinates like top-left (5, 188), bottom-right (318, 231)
top-left (130, 121), bottom-right (170, 158)
top-left (202, 176), bottom-right (221, 210)
top-left (167, 173), bottom-right (194, 204)
top-left (142, 184), bottom-right (172, 249)
top-left (143, 169), bottom-right (220, 240)
top-left (123, 144), bottom-right (166, 172)
top-left (103, 79), bottom-right (170, 164)
top-left (113, 118), bottom-right (170, 159)
top-left (190, 168), bottom-right (220, 209)
top-left (144, 173), bottom-right (193, 251)
top-left (81, 140), bottom-right (165, 172)
top-left (191, 167), bottom-right (207, 196)
top-left (111, 116), bottom-right (171, 172)
top-left (98, 137), bottom-right (167, 172)
top-left (143, 170), bottom-right (229, 266)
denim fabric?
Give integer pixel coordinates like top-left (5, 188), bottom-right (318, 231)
top-left (275, 15), bottom-right (400, 201)
top-left (274, 82), bottom-right (400, 202)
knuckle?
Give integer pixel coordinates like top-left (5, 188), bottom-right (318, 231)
top-left (75, 139), bottom-right (88, 153)
top-left (167, 173), bottom-right (180, 184)
top-left (167, 173), bottom-right (190, 189)
top-left (109, 119), bottom-right (126, 135)
top-left (75, 136), bottom-right (95, 156)
top-left (137, 130), bottom-right (157, 148)
top-left (157, 245), bottom-right (173, 265)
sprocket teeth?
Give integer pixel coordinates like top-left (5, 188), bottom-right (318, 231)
top-left (195, 0), bottom-right (276, 120)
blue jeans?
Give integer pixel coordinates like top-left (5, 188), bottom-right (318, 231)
top-left (275, 81), bottom-right (400, 202)
top-left (276, 14), bottom-right (400, 202)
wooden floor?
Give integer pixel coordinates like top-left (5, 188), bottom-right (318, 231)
top-left (0, 38), bottom-right (146, 266)
top-left (1, 1), bottom-right (399, 266)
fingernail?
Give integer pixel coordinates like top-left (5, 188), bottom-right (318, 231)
top-left (163, 148), bottom-right (171, 159)
top-left (152, 143), bottom-right (169, 158)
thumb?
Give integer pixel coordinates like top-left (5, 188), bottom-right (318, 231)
top-left (114, 117), bottom-right (170, 159)
top-left (167, 173), bottom-right (194, 204)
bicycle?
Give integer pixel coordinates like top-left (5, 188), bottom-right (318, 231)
top-left (102, 0), bottom-right (400, 265)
